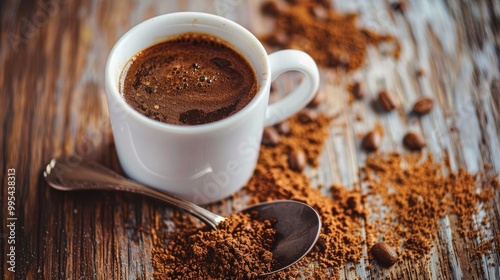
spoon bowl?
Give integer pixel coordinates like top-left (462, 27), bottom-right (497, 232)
top-left (43, 157), bottom-right (321, 275)
top-left (240, 200), bottom-right (322, 274)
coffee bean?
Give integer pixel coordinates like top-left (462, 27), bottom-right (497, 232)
top-left (261, 127), bottom-right (280, 146)
top-left (346, 196), bottom-right (359, 209)
top-left (413, 98), bottom-right (434, 115)
top-left (408, 193), bottom-right (424, 206)
top-left (362, 131), bottom-right (381, 151)
top-left (378, 90), bottom-right (398, 110)
top-left (370, 242), bottom-right (398, 267)
top-left (289, 149), bottom-right (306, 172)
top-left (275, 121), bottom-right (291, 136)
top-left (298, 109), bottom-right (318, 123)
top-left (415, 68), bottom-right (424, 77)
top-left (309, 5), bottom-right (328, 20)
top-left (308, 90), bottom-right (325, 108)
top-left (378, 90), bottom-right (399, 111)
top-left (336, 53), bottom-right (350, 69)
top-left (350, 81), bottom-right (367, 100)
top-left (265, 32), bottom-right (289, 48)
top-left (390, 0), bottom-right (408, 13)
top-left (260, 1), bottom-right (280, 17)
top-left (314, 237), bottom-right (327, 252)
top-left (403, 132), bottom-right (426, 151)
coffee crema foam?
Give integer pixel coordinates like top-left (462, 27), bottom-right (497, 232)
top-left (121, 33), bottom-right (258, 125)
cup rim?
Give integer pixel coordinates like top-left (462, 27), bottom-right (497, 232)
top-left (105, 12), bottom-right (270, 134)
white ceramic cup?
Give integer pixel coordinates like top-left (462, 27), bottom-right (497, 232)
top-left (105, 12), bottom-right (319, 204)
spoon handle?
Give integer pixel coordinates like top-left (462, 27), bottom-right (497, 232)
top-left (43, 157), bottom-right (224, 229)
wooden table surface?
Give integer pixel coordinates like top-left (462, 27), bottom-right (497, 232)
top-left (1, 0), bottom-right (499, 279)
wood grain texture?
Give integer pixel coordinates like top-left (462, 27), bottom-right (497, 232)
top-left (1, 0), bottom-right (499, 279)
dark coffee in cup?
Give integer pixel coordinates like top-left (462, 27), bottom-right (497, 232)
top-left (120, 32), bottom-right (258, 125)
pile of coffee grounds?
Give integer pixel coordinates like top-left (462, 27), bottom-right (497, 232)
top-left (153, 212), bottom-right (276, 279)
top-left (260, 0), bottom-right (401, 71)
top-left (361, 152), bottom-right (500, 260)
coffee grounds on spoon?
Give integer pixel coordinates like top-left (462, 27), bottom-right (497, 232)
top-left (153, 212), bottom-right (275, 279)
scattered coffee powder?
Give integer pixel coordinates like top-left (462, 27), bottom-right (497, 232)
top-left (152, 111), bottom-right (499, 277)
top-left (149, 2), bottom-right (499, 277)
top-left (260, 0), bottom-right (401, 71)
top-left (361, 152), bottom-right (499, 261)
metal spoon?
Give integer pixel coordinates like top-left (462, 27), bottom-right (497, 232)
top-left (43, 157), bottom-right (321, 275)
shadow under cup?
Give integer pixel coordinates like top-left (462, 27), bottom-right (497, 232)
top-left (105, 13), bottom-right (271, 204)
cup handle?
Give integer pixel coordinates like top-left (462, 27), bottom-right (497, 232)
top-left (264, 50), bottom-right (320, 126)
